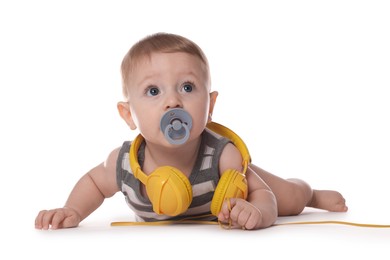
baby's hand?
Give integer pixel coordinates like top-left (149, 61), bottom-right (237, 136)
top-left (217, 198), bottom-right (262, 230)
top-left (35, 207), bottom-right (81, 230)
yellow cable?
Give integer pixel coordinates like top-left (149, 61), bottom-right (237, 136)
top-left (111, 219), bottom-right (390, 228)
top-left (274, 220), bottom-right (390, 228)
top-left (111, 200), bottom-right (390, 228)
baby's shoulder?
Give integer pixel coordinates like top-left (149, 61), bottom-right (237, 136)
top-left (104, 146), bottom-right (122, 172)
top-left (219, 142), bottom-right (243, 173)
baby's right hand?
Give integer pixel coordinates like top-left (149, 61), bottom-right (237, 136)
top-left (35, 207), bottom-right (81, 230)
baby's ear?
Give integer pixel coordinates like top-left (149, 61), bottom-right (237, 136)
top-left (117, 102), bottom-right (137, 130)
top-left (208, 91), bottom-right (218, 120)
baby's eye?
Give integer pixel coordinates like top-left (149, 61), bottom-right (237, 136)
top-left (182, 83), bottom-right (193, 93)
top-left (146, 86), bottom-right (160, 96)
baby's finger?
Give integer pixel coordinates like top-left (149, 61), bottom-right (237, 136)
top-left (50, 210), bottom-right (66, 229)
top-left (218, 198), bottom-right (236, 219)
top-left (41, 209), bottom-right (64, 230)
top-left (40, 210), bottom-right (57, 230)
top-left (35, 210), bottom-right (48, 229)
top-left (227, 198), bottom-right (245, 222)
top-left (235, 208), bottom-right (251, 228)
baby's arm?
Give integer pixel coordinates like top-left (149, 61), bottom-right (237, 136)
top-left (217, 143), bottom-right (278, 230)
top-left (35, 148), bottom-right (121, 230)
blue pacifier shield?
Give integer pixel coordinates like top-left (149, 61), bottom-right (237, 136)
top-left (160, 108), bottom-right (192, 145)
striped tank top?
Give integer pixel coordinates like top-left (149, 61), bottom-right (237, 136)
top-left (116, 128), bottom-right (230, 222)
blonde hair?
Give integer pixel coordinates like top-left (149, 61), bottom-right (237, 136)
top-left (120, 33), bottom-right (210, 99)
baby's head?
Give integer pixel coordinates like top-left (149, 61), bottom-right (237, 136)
top-left (118, 33), bottom-right (218, 146)
top-left (121, 33), bottom-right (211, 100)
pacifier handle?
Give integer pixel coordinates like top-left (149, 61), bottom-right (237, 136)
top-left (163, 121), bottom-right (190, 145)
top-left (160, 109), bottom-right (192, 145)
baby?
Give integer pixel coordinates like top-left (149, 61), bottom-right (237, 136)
top-left (35, 33), bottom-right (347, 230)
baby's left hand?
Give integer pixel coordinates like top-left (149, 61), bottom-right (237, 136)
top-left (218, 198), bottom-right (262, 230)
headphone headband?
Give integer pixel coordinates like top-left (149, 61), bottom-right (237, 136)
top-left (128, 121), bottom-right (251, 216)
top-left (130, 122), bottom-right (251, 184)
top-left (129, 134), bottom-right (147, 184)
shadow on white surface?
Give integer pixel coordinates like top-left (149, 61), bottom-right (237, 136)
top-left (8, 194), bottom-right (388, 260)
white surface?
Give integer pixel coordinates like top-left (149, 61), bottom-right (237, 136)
top-left (1, 1), bottom-right (389, 259)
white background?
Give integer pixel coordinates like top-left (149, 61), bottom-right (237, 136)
top-left (1, 0), bottom-right (389, 259)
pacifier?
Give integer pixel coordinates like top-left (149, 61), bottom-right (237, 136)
top-left (160, 108), bottom-right (192, 145)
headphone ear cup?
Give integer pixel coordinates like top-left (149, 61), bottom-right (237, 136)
top-left (210, 170), bottom-right (248, 216)
top-left (145, 166), bottom-right (193, 216)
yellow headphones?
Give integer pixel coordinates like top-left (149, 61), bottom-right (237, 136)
top-left (129, 121), bottom-right (251, 217)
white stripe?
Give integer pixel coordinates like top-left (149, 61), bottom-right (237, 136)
top-left (183, 201), bottom-right (212, 216)
top-left (204, 145), bottom-right (215, 156)
top-left (205, 128), bottom-right (223, 139)
top-left (200, 155), bottom-right (212, 171)
top-left (121, 182), bottom-right (148, 206)
top-left (192, 180), bottom-right (215, 197)
top-left (122, 152), bottom-right (132, 173)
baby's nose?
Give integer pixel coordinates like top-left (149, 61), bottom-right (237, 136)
top-left (164, 93), bottom-right (183, 109)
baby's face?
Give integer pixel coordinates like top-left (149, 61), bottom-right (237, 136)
top-left (126, 52), bottom-right (212, 146)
